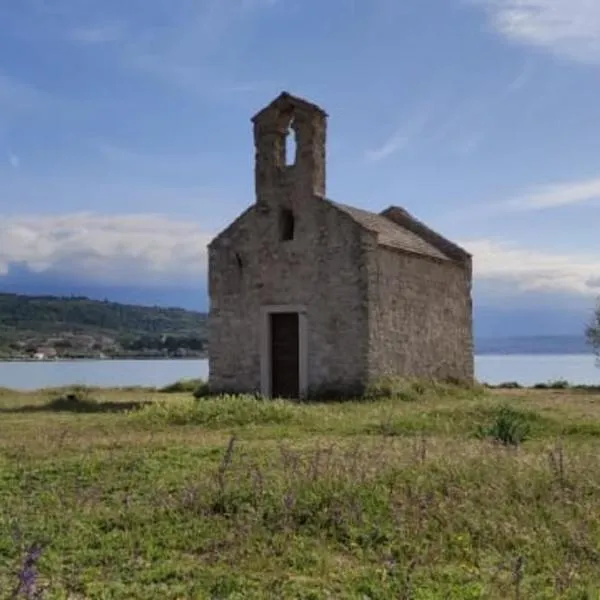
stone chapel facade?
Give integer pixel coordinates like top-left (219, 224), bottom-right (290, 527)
top-left (207, 92), bottom-right (473, 398)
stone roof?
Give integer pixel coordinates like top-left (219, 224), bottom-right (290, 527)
top-left (331, 201), bottom-right (464, 262)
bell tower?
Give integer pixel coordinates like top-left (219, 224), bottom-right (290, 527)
top-left (251, 92), bottom-right (328, 208)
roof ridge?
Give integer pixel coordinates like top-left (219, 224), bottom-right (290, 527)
top-left (380, 205), bottom-right (471, 262)
top-left (328, 200), bottom-right (450, 262)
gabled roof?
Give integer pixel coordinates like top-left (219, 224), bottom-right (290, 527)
top-left (251, 91), bottom-right (328, 123)
top-left (380, 205), bottom-right (471, 263)
top-left (330, 201), bottom-right (470, 263)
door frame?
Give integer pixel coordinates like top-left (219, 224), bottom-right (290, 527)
top-left (260, 305), bottom-right (308, 399)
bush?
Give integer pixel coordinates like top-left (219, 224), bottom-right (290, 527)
top-left (547, 379), bottom-right (570, 389)
top-left (159, 378), bottom-right (205, 394)
top-left (476, 405), bottom-right (532, 446)
top-left (46, 392), bottom-right (100, 412)
top-left (572, 384), bottom-right (600, 392)
top-left (497, 381), bottom-right (522, 389)
top-left (533, 379), bottom-right (570, 390)
top-left (192, 380), bottom-right (211, 399)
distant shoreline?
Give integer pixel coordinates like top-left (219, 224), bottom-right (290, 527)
top-left (0, 356), bottom-right (207, 363)
top-left (1, 352), bottom-right (595, 364)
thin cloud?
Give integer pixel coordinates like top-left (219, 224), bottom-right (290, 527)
top-left (432, 60), bottom-right (535, 153)
top-left (2, 0), bottom-right (280, 96)
top-left (0, 73), bottom-right (44, 111)
top-left (471, 0), bottom-right (600, 64)
top-left (504, 60), bottom-right (535, 94)
top-left (93, 141), bottom-right (213, 176)
top-left (504, 176), bottom-right (600, 210)
top-left (366, 62), bottom-right (534, 161)
top-left (365, 114), bottom-right (429, 162)
top-left (0, 74), bottom-right (48, 157)
top-left (365, 91), bottom-right (441, 162)
top-left (449, 175), bottom-right (600, 224)
top-left (0, 213), bottom-right (212, 286)
top-left (69, 23), bottom-right (125, 45)
top-left (461, 237), bottom-right (600, 295)
top-left (119, 0), bottom-right (283, 95)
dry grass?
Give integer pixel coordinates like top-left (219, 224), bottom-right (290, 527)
top-left (1, 383), bottom-right (600, 598)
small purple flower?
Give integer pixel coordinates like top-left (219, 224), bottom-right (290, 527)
top-left (13, 543), bottom-right (43, 599)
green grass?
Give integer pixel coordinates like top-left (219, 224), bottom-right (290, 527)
top-left (2, 382), bottom-right (600, 598)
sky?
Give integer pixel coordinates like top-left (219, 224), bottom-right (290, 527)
top-left (1, 0), bottom-right (600, 332)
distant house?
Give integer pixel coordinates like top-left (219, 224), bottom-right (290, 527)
top-left (208, 92), bottom-right (473, 399)
top-left (34, 347), bottom-right (57, 361)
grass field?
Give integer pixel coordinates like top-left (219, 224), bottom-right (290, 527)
top-left (2, 381), bottom-right (600, 599)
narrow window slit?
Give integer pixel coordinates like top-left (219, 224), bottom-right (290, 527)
top-left (285, 118), bottom-right (297, 166)
top-left (279, 209), bottom-right (295, 241)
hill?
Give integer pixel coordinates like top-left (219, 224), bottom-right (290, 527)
top-left (0, 293), bottom-right (208, 360)
top-left (0, 291), bottom-right (592, 361)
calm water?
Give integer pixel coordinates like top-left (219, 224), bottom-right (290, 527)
top-left (0, 355), bottom-right (598, 391)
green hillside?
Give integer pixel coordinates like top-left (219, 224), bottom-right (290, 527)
top-left (0, 293), bottom-right (208, 360)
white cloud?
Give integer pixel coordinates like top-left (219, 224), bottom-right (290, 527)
top-left (0, 213), bottom-right (212, 286)
top-left (3, 213), bottom-right (598, 301)
top-left (461, 238), bottom-right (600, 295)
top-left (471, 0), bottom-right (600, 63)
top-left (8, 154), bottom-right (19, 169)
top-left (503, 176), bottom-right (600, 210)
top-left (448, 175), bottom-right (600, 223)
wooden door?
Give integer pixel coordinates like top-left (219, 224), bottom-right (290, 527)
top-left (270, 312), bottom-right (300, 399)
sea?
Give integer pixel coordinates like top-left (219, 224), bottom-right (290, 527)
top-left (0, 355), bottom-right (598, 391)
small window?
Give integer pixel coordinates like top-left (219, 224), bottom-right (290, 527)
top-left (285, 117), bottom-right (297, 166)
top-left (235, 252), bottom-right (243, 270)
top-left (279, 208), bottom-right (295, 241)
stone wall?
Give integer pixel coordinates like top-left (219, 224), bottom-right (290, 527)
top-left (366, 246), bottom-right (473, 382)
top-left (208, 195), bottom-right (372, 396)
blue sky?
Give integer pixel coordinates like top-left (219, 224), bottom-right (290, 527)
top-left (1, 0), bottom-right (600, 326)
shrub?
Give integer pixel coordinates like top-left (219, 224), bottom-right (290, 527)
top-left (497, 381), bottom-right (522, 389)
top-left (572, 384), bottom-right (600, 392)
top-left (533, 379), bottom-right (570, 390)
top-left (476, 405), bottom-right (532, 446)
top-left (547, 379), bottom-right (570, 389)
top-left (192, 380), bottom-right (211, 399)
top-left (159, 378), bottom-right (205, 394)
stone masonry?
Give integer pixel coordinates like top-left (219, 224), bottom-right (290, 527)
top-left (208, 92), bottom-right (473, 398)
